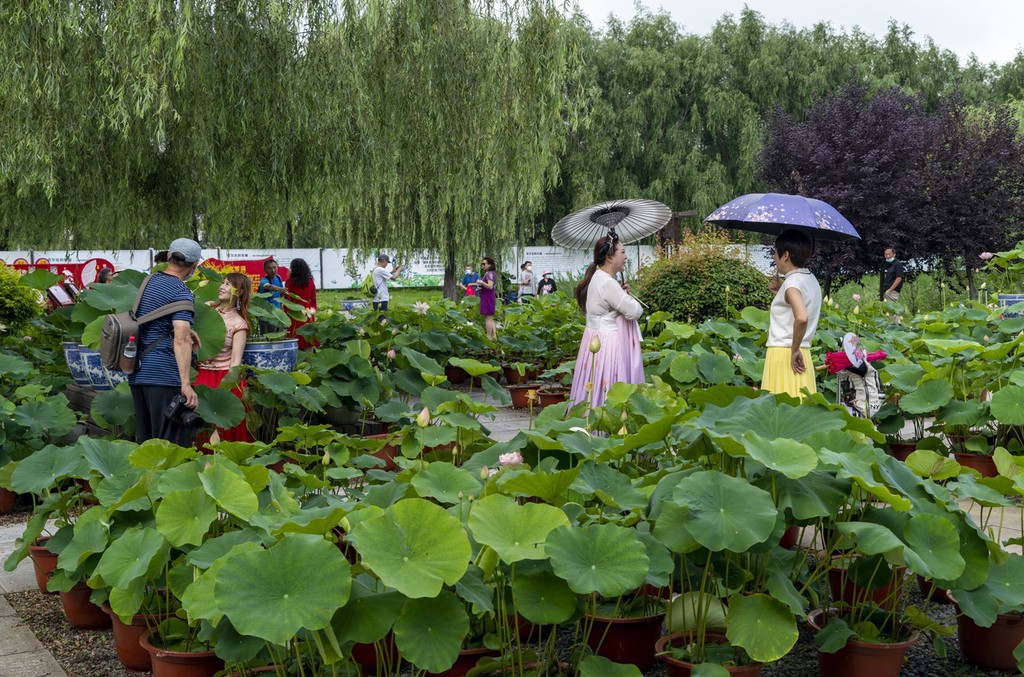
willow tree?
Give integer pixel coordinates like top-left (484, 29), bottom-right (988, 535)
top-left (316, 0), bottom-right (582, 297)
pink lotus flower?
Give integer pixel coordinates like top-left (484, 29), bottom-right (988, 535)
top-left (498, 451), bottom-right (524, 467)
top-left (852, 294), bottom-right (861, 302)
top-left (979, 252), bottom-right (994, 260)
top-left (387, 349), bottom-right (396, 359)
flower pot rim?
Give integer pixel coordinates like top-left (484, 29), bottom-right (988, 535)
top-left (655, 631), bottom-right (761, 670)
top-left (139, 630), bottom-right (217, 658)
top-left (585, 609), bottom-right (667, 623)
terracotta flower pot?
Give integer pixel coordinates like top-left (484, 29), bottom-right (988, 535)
top-left (507, 384), bottom-right (538, 409)
top-left (430, 646), bottom-right (501, 677)
top-left (364, 433), bottom-right (399, 470)
top-left (29, 538), bottom-right (59, 594)
top-left (0, 487), bottom-right (16, 514)
top-left (139, 632), bottom-right (224, 677)
top-left (655, 632), bottom-right (762, 676)
top-left (351, 631), bottom-right (401, 675)
top-left (585, 610), bottom-right (666, 671)
top-left (445, 365), bottom-right (470, 385)
top-left (953, 452), bottom-right (998, 478)
top-left (103, 605), bottom-right (172, 671)
top-left (538, 387), bottom-right (569, 407)
top-left (59, 582), bottom-right (112, 629)
top-left (779, 525), bottom-right (801, 550)
top-left (827, 557), bottom-right (906, 611)
top-left (916, 576), bottom-right (954, 605)
top-left (885, 441), bottom-right (916, 462)
top-left (502, 366), bottom-right (539, 386)
top-left (807, 608), bottom-right (919, 677)
top-left (955, 606), bottom-right (1024, 671)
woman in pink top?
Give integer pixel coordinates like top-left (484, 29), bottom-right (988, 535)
top-left (194, 272), bottom-right (252, 444)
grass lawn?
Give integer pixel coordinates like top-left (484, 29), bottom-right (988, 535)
top-left (319, 287), bottom-right (446, 307)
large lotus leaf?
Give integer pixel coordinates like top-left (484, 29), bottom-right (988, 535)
top-left (331, 578), bottom-right (405, 644)
top-left (836, 522), bottom-right (904, 561)
top-left (130, 439), bottom-right (198, 470)
top-left (94, 526), bottom-right (169, 590)
top-left (699, 395), bottom-right (845, 443)
top-left (349, 498), bottom-right (471, 599)
top-left (902, 514), bottom-right (965, 581)
top-left (90, 383), bottom-right (137, 429)
top-left (410, 462), bottom-right (482, 505)
top-left (454, 564), bottom-right (493, 613)
top-left (672, 471), bottom-right (777, 552)
top-left (881, 363), bottom-right (925, 392)
top-left (57, 519), bottom-right (110, 572)
top-left (637, 532), bottom-right (674, 588)
top-left (181, 541), bottom-right (263, 623)
top-left (697, 352), bottom-right (736, 384)
top-left (742, 432), bottom-right (818, 479)
top-left (11, 443), bottom-right (89, 493)
top-left (214, 534), bottom-right (351, 645)
top-left (670, 353), bottom-right (699, 383)
top-left (898, 379), bottom-right (953, 415)
top-left (918, 338), bottom-right (983, 357)
top-left (273, 506), bottom-right (348, 537)
top-left (156, 487), bottom-right (218, 547)
top-left (199, 460), bottom-right (258, 519)
top-left (905, 449), bottom-right (961, 481)
top-left (579, 655), bottom-right (643, 677)
top-left (402, 348), bottom-right (444, 378)
top-left (0, 352), bottom-right (33, 379)
top-left (757, 472), bottom-right (851, 521)
top-left (467, 494), bottom-right (569, 563)
top-left (818, 446), bottom-right (911, 511)
top-left (193, 302), bottom-right (227, 361)
top-left (936, 399), bottom-right (987, 427)
top-left (448, 357), bottom-right (499, 377)
top-left (187, 530), bottom-right (265, 569)
top-left (510, 566), bottom-right (578, 624)
top-left (726, 593), bottom-right (798, 663)
top-left (495, 466), bottom-right (581, 505)
top-left (570, 462), bottom-right (647, 510)
top-left (652, 502), bottom-right (701, 553)
top-left (194, 385), bottom-right (245, 430)
top-left (545, 524), bottom-right (648, 596)
top-left (95, 470), bottom-right (150, 512)
top-left (985, 554), bottom-right (1024, 607)
top-left (393, 590), bottom-right (468, 673)
top-left (78, 437), bottom-right (135, 478)
top-left (14, 395), bottom-right (78, 440)
top-left (990, 386), bottom-right (1024, 425)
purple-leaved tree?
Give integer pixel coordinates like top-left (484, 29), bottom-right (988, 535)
top-left (759, 84), bottom-right (935, 295)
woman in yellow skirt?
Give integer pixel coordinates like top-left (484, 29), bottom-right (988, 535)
top-left (762, 230), bottom-right (822, 397)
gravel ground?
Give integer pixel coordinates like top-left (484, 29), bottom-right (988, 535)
top-left (6, 586), bottom-right (1012, 677)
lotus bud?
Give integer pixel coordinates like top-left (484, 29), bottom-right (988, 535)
top-left (589, 336), bottom-right (602, 353)
top-left (198, 279), bottom-right (209, 287)
top-left (322, 450), bottom-right (330, 465)
top-left (618, 425), bottom-right (627, 435)
top-left (585, 381), bottom-right (593, 394)
top-left (980, 282), bottom-right (987, 290)
top-left (621, 411), bottom-right (628, 421)
top-left (852, 293), bottom-right (861, 302)
top-left (940, 282), bottom-right (946, 289)
top-left (387, 349), bottom-right (396, 359)
top-left (853, 305), bottom-right (860, 315)
top-left (480, 466), bottom-right (491, 480)
top-left (725, 285), bottom-right (731, 293)
top-left (416, 407), bottom-right (430, 427)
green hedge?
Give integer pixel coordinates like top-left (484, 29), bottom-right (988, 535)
top-left (635, 255), bottom-right (772, 323)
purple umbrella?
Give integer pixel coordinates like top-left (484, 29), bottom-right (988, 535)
top-left (704, 193), bottom-right (860, 242)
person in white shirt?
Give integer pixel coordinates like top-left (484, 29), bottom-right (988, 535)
top-left (568, 234), bottom-right (644, 409)
top-left (518, 261), bottom-right (535, 302)
top-left (372, 254), bottom-right (404, 315)
top-left (762, 229), bottom-right (822, 397)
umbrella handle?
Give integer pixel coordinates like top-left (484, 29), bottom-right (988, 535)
top-left (619, 272), bottom-right (648, 308)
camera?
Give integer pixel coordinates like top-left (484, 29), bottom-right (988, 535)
top-left (165, 394), bottom-right (205, 430)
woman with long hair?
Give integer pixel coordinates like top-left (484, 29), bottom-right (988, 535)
top-left (195, 272), bottom-right (252, 444)
top-left (762, 229), bottom-right (821, 397)
top-left (285, 258), bottom-right (318, 349)
top-left (568, 234), bottom-right (644, 409)
top-left (471, 256), bottom-right (498, 340)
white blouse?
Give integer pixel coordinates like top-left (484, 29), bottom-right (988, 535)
top-left (767, 269), bottom-right (822, 348)
top-left (585, 269), bottom-right (644, 332)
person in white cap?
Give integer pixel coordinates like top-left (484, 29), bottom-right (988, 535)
top-left (129, 238), bottom-right (202, 444)
top-left (538, 271), bottom-right (557, 295)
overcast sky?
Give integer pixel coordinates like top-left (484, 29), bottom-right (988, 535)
top-left (572, 0), bottom-right (1024, 66)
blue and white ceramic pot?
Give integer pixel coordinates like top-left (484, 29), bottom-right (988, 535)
top-left (243, 339), bottom-right (299, 372)
top-left (998, 294), bottom-right (1024, 319)
top-left (78, 346), bottom-right (127, 390)
top-left (63, 342), bottom-right (91, 386)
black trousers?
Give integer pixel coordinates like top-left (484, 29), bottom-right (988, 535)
top-left (131, 385), bottom-right (194, 446)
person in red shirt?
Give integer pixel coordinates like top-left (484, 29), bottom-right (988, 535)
top-left (285, 258), bottom-right (318, 349)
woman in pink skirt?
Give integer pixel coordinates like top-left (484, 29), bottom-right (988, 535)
top-left (569, 234), bottom-right (645, 409)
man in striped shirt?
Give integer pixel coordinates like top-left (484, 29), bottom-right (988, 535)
top-left (129, 238), bottom-right (202, 444)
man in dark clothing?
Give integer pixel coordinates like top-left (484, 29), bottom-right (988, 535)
top-left (538, 271), bottom-right (557, 295)
top-left (881, 247), bottom-right (905, 302)
top-left (129, 238), bottom-right (201, 444)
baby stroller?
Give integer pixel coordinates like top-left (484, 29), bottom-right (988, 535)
top-left (823, 333), bottom-right (886, 420)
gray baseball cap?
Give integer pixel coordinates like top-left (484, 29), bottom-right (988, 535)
top-left (168, 238), bottom-right (203, 264)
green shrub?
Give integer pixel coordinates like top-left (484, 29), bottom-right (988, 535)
top-left (634, 230), bottom-right (773, 323)
top-left (0, 265), bottom-right (42, 331)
